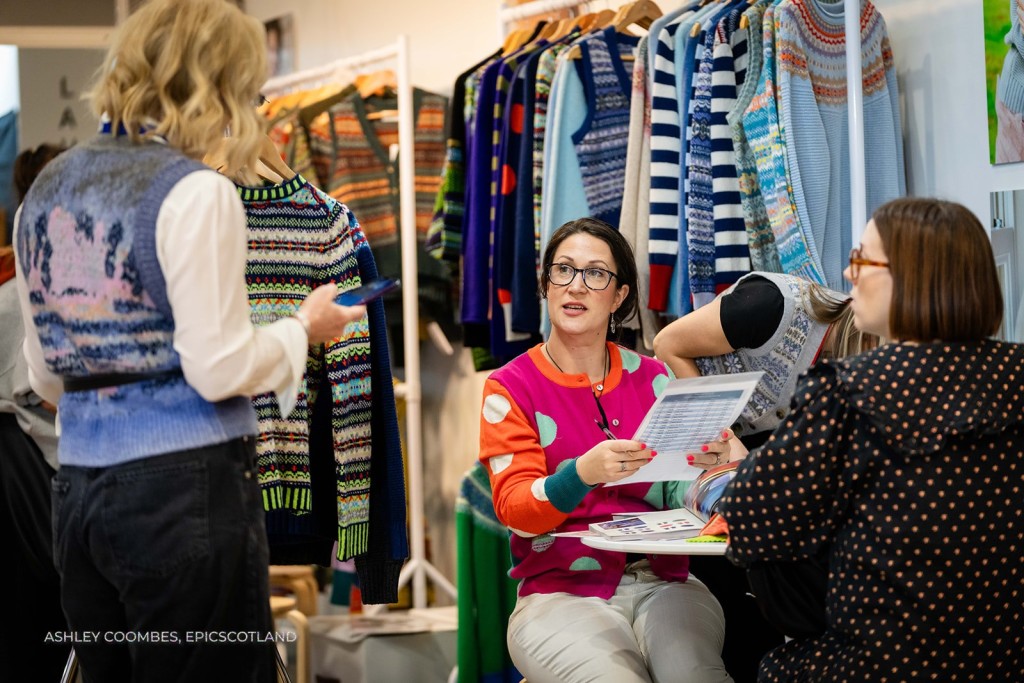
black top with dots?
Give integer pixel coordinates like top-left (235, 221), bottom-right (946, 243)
top-left (720, 340), bottom-right (1024, 682)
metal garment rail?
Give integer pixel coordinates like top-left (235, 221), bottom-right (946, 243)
top-left (263, 37), bottom-right (457, 611)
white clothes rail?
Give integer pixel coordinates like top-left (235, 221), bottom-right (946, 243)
top-left (262, 37), bottom-right (456, 611)
top-left (845, 0), bottom-right (867, 246)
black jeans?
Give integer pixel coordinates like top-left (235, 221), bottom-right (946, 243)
top-left (0, 413), bottom-right (70, 683)
top-left (52, 437), bottom-right (275, 683)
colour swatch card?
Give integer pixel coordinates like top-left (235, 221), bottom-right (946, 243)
top-left (606, 371), bottom-right (763, 486)
top-left (589, 508), bottom-right (706, 540)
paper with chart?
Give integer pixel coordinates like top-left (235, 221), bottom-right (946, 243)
top-left (606, 371), bottom-right (763, 486)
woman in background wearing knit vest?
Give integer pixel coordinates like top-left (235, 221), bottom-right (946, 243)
top-left (479, 217), bottom-right (732, 683)
top-left (12, 1), bottom-right (364, 681)
top-left (652, 274), bottom-right (878, 682)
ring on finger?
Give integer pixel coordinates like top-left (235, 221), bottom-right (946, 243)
top-left (620, 461), bottom-right (627, 473)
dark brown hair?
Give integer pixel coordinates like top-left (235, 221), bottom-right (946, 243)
top-left (540, 217), bottom-right (638, 338)
top-left (13, 144), bottom-right (66, 203)
top-left (872, 197), bottom-right (1002, 342)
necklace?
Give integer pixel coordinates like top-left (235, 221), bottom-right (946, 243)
top-left (545, 343), bottom-right (609, 397)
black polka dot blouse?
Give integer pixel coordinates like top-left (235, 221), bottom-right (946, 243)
top-left (719, 340), bottom-right (1024, 682)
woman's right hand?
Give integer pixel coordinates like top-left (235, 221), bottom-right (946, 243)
top-left (297, 283), bottom-right (367, 344)
top-left (576, 439), bottom-right (656, 486)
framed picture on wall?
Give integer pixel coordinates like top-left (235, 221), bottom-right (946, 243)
top-left (985, 0), bottom-right (1024, 164)
top-left (989, 190), bottom-right (1021, 341)
top-left (264, 15), bottom-right (295, 78)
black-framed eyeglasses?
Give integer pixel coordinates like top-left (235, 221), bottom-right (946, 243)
top-left (547, 263), bottom-right (618, 291)
top-left (848, 247), bottom-right (890, 281)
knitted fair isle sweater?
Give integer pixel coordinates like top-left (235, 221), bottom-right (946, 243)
top-left (480, 343), bottom-right (689, 599)
top-left (573, 28), bottom-right (640, 227)
top-left (742, 4), bottom-right (824, 285)
top-left (695, 271), bottom-right (831, 437)
top-left (239, 175), bottom-right (373, 559)
top-left (729, 0), bottom-right (782, 273)
top-left (776, 0), bottom-right (906, 291)
top-left (16, 136), bottom-right (256, 466)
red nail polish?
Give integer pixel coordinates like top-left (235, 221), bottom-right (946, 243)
top-left (722, 431), bottom-right (730, 439)
top-left (686, 455), bottom-right (694, 462)
top-left (651, 450), bottom-right (658, 457)
top-left (701, 444), bottom-right (709, 452)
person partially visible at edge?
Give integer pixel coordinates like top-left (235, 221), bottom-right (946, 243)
top-left (0, 143), bottom-right (68, 682)
top-left (716, 197), bottom-right (1024, 682)
top-left (479, 217), bottom-right (733, 683)
top-left (12, 1), bottom-right (365, 681)
top-left (653, 272), bottom-right (878, 452)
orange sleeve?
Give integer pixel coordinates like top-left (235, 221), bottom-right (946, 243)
top-left (479, 379), bottom-right (574, 535)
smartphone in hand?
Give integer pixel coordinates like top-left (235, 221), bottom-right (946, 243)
top-left (335, 278), bottom-right (400, 306)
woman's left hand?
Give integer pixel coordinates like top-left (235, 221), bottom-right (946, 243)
top-left (686, 428), bottom-right (748, 470)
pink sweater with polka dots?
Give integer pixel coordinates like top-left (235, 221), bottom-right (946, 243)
top-left (479, 343), bottom-right (690, 599)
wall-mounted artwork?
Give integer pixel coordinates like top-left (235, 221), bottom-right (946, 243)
top-left (264, 15), bottom-right (295, 79)
top-left (986, 0), bottom-right (1024, 164)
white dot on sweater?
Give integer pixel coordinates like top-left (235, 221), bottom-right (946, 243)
top-left (483, 393), bottom-right (512, 424)
top-left (489, 454), bottom-right (514, 475)
top-left (509, 526), bottom-right (538, 538)
top-left (531, 477), bottom-right (549, 502)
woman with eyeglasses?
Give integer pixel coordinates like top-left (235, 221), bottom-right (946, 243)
top-left (478, 218), bottom-right (732, 683)
top-left (717, 197), bottom-right (1024, 682)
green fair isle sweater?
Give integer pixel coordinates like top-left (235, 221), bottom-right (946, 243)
top-left (238, 175), bottom-right (374, 560)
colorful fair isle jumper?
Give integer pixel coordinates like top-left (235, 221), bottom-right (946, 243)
top-left (741, 3), bottom-right (824, 285)
top-left (238, 175), bottom-right (374, 560)
top-left (730, 0), bottom-right (782, 274)
top-left (776, 0), bottom-right (905, 291)
top-left (480, 343), bottom-right (689, 599)
top-left (695, 271), bottom-right (831, 438)
top-left (16, 136), bottom-right (256, 467)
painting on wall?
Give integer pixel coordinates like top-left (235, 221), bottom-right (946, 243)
top-left (264, 14), bottom-right (295, 79)
top-left (985, 0), bottom-right (1024, 164)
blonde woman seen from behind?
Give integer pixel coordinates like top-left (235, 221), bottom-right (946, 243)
top-left (13, 1), bottom-right (364, 681)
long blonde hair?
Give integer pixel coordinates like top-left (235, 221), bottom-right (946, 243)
top-left (805, 283), bottom-right (879, 360)
top-left (89, 0), bottom-right (266, 179)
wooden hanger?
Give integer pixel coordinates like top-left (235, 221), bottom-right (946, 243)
top-left (355, 69), bottom-right (397, 99)
top-left (739, 0), bottom-right (759, 29)
top-left (613, 0), bottom-right (663, 33)
top-left (258, 134), bottom-right (295, 181)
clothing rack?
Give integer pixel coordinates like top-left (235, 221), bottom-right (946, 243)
top-left (497, 0), bottom-right (870, 262)
top-left (263, 37), bottom-right (457, 611)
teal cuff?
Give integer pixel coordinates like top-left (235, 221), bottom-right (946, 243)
top-left (545, 459), bottom-right (596, 513)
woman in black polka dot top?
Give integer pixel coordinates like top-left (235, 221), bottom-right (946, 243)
top-left (718, 197), bottom-right (1024, 682)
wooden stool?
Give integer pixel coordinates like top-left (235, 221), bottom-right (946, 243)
top-left (271, 595), bottom-right (309, 683)
top-left (269, 565), bottom-right (319, 616)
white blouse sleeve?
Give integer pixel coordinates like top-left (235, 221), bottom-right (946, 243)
top-left (156, 170), bottom-right (306, 412)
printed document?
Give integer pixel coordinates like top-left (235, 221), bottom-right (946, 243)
top-left (606, 371), bottom-right (762, 486)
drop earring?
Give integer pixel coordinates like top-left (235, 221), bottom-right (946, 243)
top-left (609, 315), bottom-right (617, 334)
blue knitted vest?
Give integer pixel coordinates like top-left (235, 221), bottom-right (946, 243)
top-left (16, 135), bottom-right (257, 467)
top-left (573, 28), bottom-right (638, 227)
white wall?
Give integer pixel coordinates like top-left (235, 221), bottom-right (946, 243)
top-left (244, 0), bottom-right (502, 96)
top-left (875, 0), bottom-right (1024, 226)
top-left (0, 46), bottom-right (18, 116)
